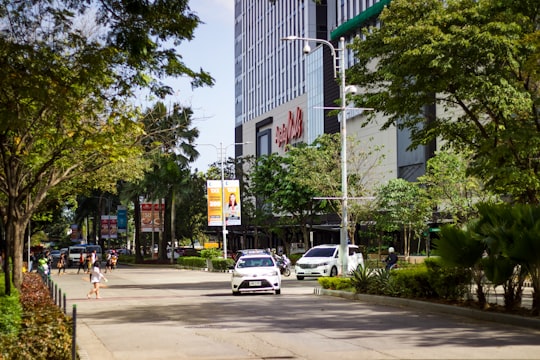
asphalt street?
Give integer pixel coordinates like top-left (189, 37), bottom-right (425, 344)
top-left (51, 265), bottom-right (540, 360)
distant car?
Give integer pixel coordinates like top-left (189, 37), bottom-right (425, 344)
top-left (50, 249), bottom-right (62, 260)
top-left (294, 244), bottom-right (364, 280)
top-left (116, 249), bottom-right (131, 255)
top-left (177, 248), bottom-right (200, 257)
top-left (167, 247), bottom-right (200, 259)
top-left (231, 254), bottom-right (281, 295)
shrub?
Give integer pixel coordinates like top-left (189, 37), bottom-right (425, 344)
top-left (1, 273), bottom-right (73, 360)
top-left (211, 258), bottom-right (235, 271)
top-left (0, 283), bottom-right (21, 337)
top-left (424, 258), bottom-right (471, 300)
top-left (318, 277), bottom-right (352, 291)
top-left (368, 268), bottom-right (401, 296)
top-left (392, 265), bottom-right (436, 299)
top-left (288, 253), bottom-right (303, 265)
top-left (200, 248), bottom-right (222, 259)
top-left (350, 265), bottom-right (374, 293)
top-left (177, 256), bottom-right (206, 268)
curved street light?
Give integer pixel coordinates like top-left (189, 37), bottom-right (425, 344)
top-left (282, 35), bottom-right (373, 275)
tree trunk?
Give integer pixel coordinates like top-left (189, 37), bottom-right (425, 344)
top-left (133, 196), bottom-right (144, 263)
top-left (170, 189), bottom-right (176, 264)
top-left (7, 216), bottom-right (27, 290)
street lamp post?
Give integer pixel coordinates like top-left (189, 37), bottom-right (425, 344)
top-left (282, 35), bottom-right (349, 276)
top-left (201, 142), bottom-right (249, 259)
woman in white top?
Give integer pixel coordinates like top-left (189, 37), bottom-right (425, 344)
top-left (87, 262), bottom-right (107, 299)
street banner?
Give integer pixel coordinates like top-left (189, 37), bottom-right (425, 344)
top-left (207, 180), bottom-right (223, 226)
top-left (224, 180), bottom-right (241, 226)
top-left (101, 215), bottom-right (118, 239)
top-left (117, 206), bottom-right (127, 233)
top-left (207, 180), bottom-right (241, 226)
top-left (140, 202), bottom-right (164, 232)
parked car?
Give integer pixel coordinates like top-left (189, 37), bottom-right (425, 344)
top-left (50, 249), bottom-right (62, 260)
top-left (294, 244), bottom-right (364, 280)
top-left (177, 247), bottom-right (200, 257)
top-left (231, 254), bottom-right (281, 295)
top-left (166, 247), bottom-right (200, 259)
top-left (116, 248), bottom-right (132, 255)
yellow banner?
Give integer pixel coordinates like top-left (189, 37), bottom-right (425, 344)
top-left (207, 180), bottom-right (223, 226)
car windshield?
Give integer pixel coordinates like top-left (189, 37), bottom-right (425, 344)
top-left (237, 257), bottom-right (274, 268)
top-left (304, 247), bottom-right (336, 258)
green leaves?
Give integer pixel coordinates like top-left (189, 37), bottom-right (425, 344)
top-left (348, 0), bottom-right (540, 202)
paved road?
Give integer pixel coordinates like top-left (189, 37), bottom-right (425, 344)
top-left (53, 265), bottom-right (540, 360)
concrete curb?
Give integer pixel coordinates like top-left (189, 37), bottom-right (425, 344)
top-left (314, 288), bottom-right (540, 330)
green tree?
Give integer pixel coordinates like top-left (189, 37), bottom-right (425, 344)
top-left (475, 204), bottom-right (540, 314)
top-left (348, 0), bottom-right (540, 203)
top-left (0, 1), bottom-right (213, 291)
top-left (127, 102), bottom-right (199, 262)
top-left (418, 150), bottom-right (499, 225)
top-left (375, 179), bottom-right (431, 257)
top-left (288, 134), bottom-right (384, 244)
top-left (435, 224), bottom-right (487, 308)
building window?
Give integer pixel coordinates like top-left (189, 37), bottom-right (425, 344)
top-left (257, 129), bottom-right (272, 157)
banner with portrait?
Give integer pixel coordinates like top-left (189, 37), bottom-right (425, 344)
top-left (224, 180), bottom-right (241, 226)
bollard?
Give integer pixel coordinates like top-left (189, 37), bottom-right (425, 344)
top-left (54, 283), bottom-right (58, 305)
top-left (72, 304), bottom-right (77, 360)
top-left (63, 293), bottom-right (67, 314)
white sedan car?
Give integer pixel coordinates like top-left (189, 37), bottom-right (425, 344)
top-left (231, 254), bottom-right (281, 295)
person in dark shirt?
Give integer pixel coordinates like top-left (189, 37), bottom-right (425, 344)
top-left (385, 247), bottom-right (398, 270)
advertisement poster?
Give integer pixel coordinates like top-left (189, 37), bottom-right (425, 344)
top-left (117, 206), bottom-right (127, 233)
top-left (207, 180), bottom-right (223, 226)
top-left (207, 180), bottom-right (241, 226)
top-left (224, 180), bottom-right (241, 226)
top-left (101, 215), bottom-right (118, 239)
top-left (140, 202), bottom-right (165, 232)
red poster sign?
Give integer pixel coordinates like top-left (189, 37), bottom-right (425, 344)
top-left (140, 202), bottom-right (165, 232)
top-left (275, 107), bottom-right (303, 148)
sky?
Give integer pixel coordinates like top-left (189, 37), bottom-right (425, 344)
top-left (164, 0), bottom-right (236, 172)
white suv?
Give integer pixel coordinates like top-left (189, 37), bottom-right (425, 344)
top-left (294, 244), bottom-right (364, 280)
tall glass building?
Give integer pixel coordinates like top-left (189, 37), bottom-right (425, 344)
top-left (234, 0), bottom-right (435, 182)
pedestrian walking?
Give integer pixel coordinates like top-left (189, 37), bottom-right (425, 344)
top-left (57, 252), bottom-right (67, 275)
top-left (77, 252), bottom-right (86, 274)
top-left (85, 251), bottom-right (92, 273)
top-left (87, 262), bottom-right (107, 299)
top-left (28, 251), bottom-right (35, 272)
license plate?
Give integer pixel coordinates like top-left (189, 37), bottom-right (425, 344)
top-left (249, 281), bottom-right (262, 287)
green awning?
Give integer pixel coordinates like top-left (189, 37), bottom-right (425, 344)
top-left (330, 0), bottom-right (391, 40)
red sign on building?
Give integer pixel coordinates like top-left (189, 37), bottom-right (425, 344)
top-left (275, 107), bottom-right (303, 148)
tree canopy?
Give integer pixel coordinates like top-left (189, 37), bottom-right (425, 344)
top-left (0, 0), bottom-right (213, 291)
top-left (348, 0), bottom-right (540, 203)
